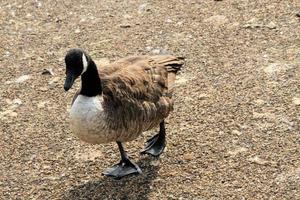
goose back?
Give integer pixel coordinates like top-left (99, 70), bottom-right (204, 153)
top-left (100, 55), bottom-right (184, 136)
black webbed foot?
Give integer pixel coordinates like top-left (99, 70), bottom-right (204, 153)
top-left (141, 121), bottom-right (166, 157)
top-left (141, 133), bottom-right (166, 157)
top-left (103, 142), bottom-right (142, 179)
top-left (103, 158), bottom-right (142, 179)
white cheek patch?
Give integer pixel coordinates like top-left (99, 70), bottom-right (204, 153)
top-left (81, 53), bottom-right (88, 75)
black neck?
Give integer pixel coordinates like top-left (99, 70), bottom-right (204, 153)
top-left (80, 61), bottom-right (102, 97)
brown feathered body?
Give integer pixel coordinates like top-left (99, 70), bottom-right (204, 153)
top-left (69, 55), bottom-right (184, 144)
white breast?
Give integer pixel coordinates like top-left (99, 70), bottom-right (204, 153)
top-left (69, 95), bottom-right (117, 144)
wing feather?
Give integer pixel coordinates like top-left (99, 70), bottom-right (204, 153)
top-left (100, 55), bottom-right (184, 130)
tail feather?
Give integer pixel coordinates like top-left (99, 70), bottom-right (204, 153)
top-left (151, 55), bottom-right (185, 95)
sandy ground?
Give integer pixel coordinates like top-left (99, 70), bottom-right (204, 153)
top-left (1, 0), bottom-right (300, 199)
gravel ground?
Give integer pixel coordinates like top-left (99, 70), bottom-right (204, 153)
top-left (1, 0), bottom-right (300, 199)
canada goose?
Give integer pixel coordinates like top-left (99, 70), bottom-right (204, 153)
top-left (64, 48), bottom-right (184, 179)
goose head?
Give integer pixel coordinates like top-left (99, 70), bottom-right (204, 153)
top-left (64, 48), bottom-right (89, 91)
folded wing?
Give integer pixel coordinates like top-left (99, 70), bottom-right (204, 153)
top-left (100, 55), bottom-right (184, 130)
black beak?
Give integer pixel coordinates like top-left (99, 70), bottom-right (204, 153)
top-left (64, 73), bottom-right (75, 91)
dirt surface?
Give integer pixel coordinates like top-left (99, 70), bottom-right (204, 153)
top-left (1, 0), bottom-right (300, 199)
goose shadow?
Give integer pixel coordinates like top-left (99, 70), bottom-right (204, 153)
top-left (62, 156), bottom-right (160, 200)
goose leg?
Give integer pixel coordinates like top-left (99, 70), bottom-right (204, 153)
top-left (103, 142), bottom-right (142, 179)
top-left (141, 120), bottom-right (166, 157)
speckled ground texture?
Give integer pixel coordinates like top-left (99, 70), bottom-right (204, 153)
top-left (1, 0), bottom-right (300, 199)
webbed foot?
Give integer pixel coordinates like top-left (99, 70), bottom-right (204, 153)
top-left (103, 142), bottom-right (142, 179)
top-left (141, 133), bottom-right (166, 157)
top-left (103, 158), bottom-right (142, 179)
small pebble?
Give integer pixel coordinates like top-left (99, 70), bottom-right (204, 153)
top-left (48, 77), bottom-right (60, 85)
top-left (228, 147), bottom-right (247, 156)
top-left (254, 99), bottom-right (265, 106)
top-left (5, 99), bottom-right (12, 104)
top-left (138, 3), bottom-right (150, 14)
top-left (151, 48), bottom-right (169, 55)
top-left (39, 87), bottom-right (48, 92)
top-left (41, 68), bottom-right (54, 75)
top-left (9, 112), bottom-right (18, 117)
top-left (37, 101), bottom-right (48, 108)
top-left (248, 156), bottom-right (276, 166)
top-left (183, 153), bottom-right (195, 161)
top-left (15, 75), bottom-right (31, 83)
top-left (204, 15), bottom-right (228, 26)
top-left (120, 24), bottom-right (131, 28)
top-left (12, 99), bottom-right (22, 105)
top-left (150, 159), bottom-right (160, 166)
top-left (198, 93), bottom-right (209, 100)
top-left (232, 130), bottom-right (242, 136)
top-left (266, 21), bottom-right (277, 29)
top-left (292, 97), bottom-right (300, 105)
